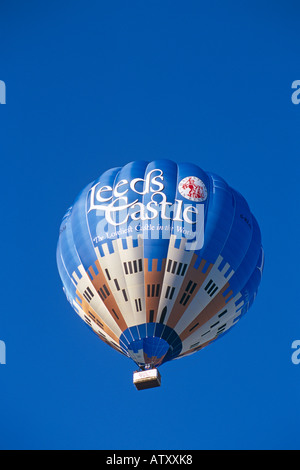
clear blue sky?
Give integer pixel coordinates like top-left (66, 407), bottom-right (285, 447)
top-left (0, 0), bottom-right (299, 450)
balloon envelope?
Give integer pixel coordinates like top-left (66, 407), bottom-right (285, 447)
top-left (57, 160), bottom-right (264, 369)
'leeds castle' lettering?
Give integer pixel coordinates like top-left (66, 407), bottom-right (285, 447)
top-left (88, 168), bottom-right (204, 227)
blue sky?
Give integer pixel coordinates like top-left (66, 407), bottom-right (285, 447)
top-left (0, 0), bottom-right (299, 450)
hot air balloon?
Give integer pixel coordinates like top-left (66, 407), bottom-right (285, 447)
top-left (56, 160), bottom-right (264, 390)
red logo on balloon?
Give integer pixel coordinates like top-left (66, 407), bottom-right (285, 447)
top-left (178, 176), bottom-right (207, 202)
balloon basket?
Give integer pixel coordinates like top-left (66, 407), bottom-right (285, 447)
top-left (133, 368), bottom-right (161, 390)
